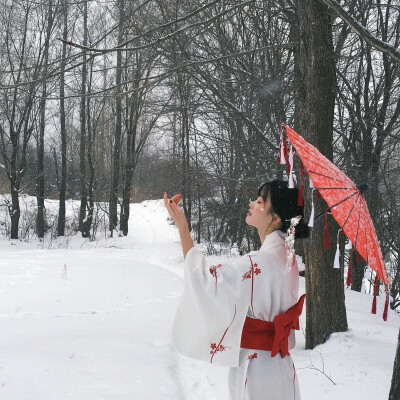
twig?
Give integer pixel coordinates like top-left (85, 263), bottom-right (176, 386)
top-left (298, 351), bottom-right (336, 385)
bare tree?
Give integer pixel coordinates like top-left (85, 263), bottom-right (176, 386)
top-left (295, 0), bottom-right (348, 348)
top-left (57, 0), bottom-right (68, 237)
top-left (36, 0), bottom-right (57, 238)
top-left (78, 0), bottom-right (89, 236)
top-left (0, 1), bottom-right (40, 239)
top-left (109, 0), bottom-right (125, 236)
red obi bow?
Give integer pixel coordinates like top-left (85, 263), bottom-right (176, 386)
top-left (241, 294), bottom-right (306, 358)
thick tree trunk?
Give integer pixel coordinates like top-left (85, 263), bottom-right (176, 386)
top-left (57, 0), bottom-right (68, 237)
top-left (120, 164), bottom-right (133, 236)
top-left (350, 251), bottom-right (366, 292)
top-left (295, 0), bottom-right (348, 349)
top-left (120, 97), bottom-right (137, 237)
top-left (9, 138), bottom-right (21, 239)
top-left (78, 0), bottom-right (88, 235)
top-left (390, 327), bottom-right (400, 400)
top-left (10, 185), bottom-right (20, 239)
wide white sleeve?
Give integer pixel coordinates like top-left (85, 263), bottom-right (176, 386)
top-left (171, 247), bottom-right (254, 367)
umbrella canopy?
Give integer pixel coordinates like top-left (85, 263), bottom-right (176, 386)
top-left (283, 124), bottom-right (389, 286)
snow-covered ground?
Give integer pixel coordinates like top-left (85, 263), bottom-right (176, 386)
top-left (0, 198), bottom-right (398, 399)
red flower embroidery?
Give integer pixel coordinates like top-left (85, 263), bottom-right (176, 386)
top-left (210, 305), bottom-right (237, 363)
top-left (242, 263), bottom-right (261, 280)
top-left (210, 343), bottom-right (229, 354)
top-left (210, 264), bottom-right (222, 295)
top-left (248, 352), bottom-right (258, 360)
top-left (209, 264), bottom-right (222, 278)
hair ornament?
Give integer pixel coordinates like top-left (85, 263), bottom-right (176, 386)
top-left (285, 215), bottom-right (302, 270)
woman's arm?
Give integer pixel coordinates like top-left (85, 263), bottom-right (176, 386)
top-left (177, 224), bottom-right (194, 259)
top-left (164, 192), bottom-right (194, 259)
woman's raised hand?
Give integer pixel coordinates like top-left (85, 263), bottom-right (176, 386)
top-left (163, 192), bottom-right (188, 231)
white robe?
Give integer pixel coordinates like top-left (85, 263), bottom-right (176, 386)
top-left (171, 230), bottom-right (302, 400)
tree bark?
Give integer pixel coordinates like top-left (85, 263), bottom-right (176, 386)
top-left (390, 327), bottom-right (400, 400)
top-left (58, 0), bottom-right (68, 237)
top-left (350, 251), bottom-right (366, 292)
top-left (120, 99), bottom-right (136, 237)
top-left (295, 0), bottom-right (348, 349)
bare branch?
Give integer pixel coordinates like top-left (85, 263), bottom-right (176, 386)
top-left (320, 0), bottom-right (400, 63)
top-left (59, 0), bottom-right (252, 54)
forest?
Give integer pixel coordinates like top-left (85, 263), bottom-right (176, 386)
top-left (0, 0), bottom-right (399, 397)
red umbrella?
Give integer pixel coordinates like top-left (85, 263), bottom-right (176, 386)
top-left (281, 125), bottom-right (390, 318)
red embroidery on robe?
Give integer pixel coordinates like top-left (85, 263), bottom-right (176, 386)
top-left (248, 352), bottom-right (258, 360)
top-left (243, 255), bottom-right (260, 315)
top-left (209, 263), bottom-right (222, 295)
top-left (210, 343), bottom-right (229, 354)
top-left (242, 263), bottom-right (261, 280)
top-left (210, 305), bottom-right (237, 363)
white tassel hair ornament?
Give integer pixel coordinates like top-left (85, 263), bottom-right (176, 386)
top-left (285, 215), bottom-right (302, 270)
top-left (285, 215), bottom-right (302, 303)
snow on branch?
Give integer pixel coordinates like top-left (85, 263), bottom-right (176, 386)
top-left (320, 0), bottom-right (400, 63)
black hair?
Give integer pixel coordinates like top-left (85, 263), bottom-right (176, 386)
top-left (257, 179), bottom-right (310, 240)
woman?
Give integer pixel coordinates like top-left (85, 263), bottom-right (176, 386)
top-left (164, 180), bottom-right (309, 400)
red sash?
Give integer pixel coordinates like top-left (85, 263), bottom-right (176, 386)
top-left (240, 294), bottom-right (306, 358)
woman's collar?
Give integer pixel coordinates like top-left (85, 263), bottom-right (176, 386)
top-left (259, 230), bottom-right (286, 252)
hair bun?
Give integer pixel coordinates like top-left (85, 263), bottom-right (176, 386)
top-left (257, 179), bottom-right (310, 241)
top-left (294, 219), bottom-right (310, 239)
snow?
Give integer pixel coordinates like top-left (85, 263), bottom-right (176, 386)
top-left (0, 197), bottom-right (398, 399)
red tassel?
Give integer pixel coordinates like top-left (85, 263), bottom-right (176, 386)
top-left (357, 253), bottom-right (362, 263)
top-left (371, 276), bottom-right (378, 314)
top-left (298, 161), bottom-right (304, 206)
top-left (284, 136), bottom-right (290, 176)
top-left (383, 289), bottom-right (389, 321)
top-left (324, 209), bottom-right (330, 249)
top-left (317, 190), bottom-right (322, 200)
top-left (346, 248), bottom-right (354, 287)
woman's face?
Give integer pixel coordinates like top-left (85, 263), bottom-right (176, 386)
top-left (245, 193), bottom-right (276, 230)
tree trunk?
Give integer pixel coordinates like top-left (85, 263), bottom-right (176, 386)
top-left (58, 0), bottom-right (68, 237)
top-left (350, 251), bottom-right (366, 292)
top-left (295, 0), bottom-right (348, 349)
top-left (36, 0), bottom-right (53, 239)
top-left (78, 0), bottom-right (88, 235)
top-left (120, 162), bottom-right (133, 236)
top-left (0, 4), bottom-right (35, 240)
top-left (178, 73), bottom-right (192, 231)
top-left (9, 133), bottom-right (21, 239)
top-left (82, 91), bottom-right (94, 238)
top-left (109, 0), bottom-right (125, 235)
top-left (10, 185), bottom-right (20, 240)
top-left (390, 327), bottom-right (400, 400)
